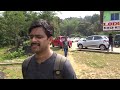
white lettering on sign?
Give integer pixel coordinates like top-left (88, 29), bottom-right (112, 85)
top-left (103, 20), bottom-right (120, 31)
top-left (103, 26), bottom-right (120, 31)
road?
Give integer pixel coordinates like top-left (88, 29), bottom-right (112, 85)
top-left (71, 42), bottom-right (120, 53)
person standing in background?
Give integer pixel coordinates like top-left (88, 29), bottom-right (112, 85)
top-left (108, 33), bottom-right (114, 51)
top-left (62, 37), bottom-right (70, 57)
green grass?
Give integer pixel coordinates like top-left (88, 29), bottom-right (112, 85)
top-left (0, 47), bottom-right (63, 79)
top-left (71, 51), bottom-right (120, 68)
top-left (70, 50), bottom-right (120, 79)
top-left (1, 46), bottom-right (120, 79)
top-left (0, 47), bottom-right (9, 61)
top-left (0, 65), bottom-right (22, 79)
top-left (0, 47), bottom-right (27, 79)
top-left (0, 47), bottom-right (28, 62)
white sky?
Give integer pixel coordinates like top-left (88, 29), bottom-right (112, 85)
top-left (56, 11), bottom-right (100, 19)
top-left (0, 11), bottom-right (100, 19)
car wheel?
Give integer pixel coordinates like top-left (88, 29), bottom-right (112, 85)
top-left (52, 44), bottom-right (54, 47)
top-left (58, 44), bottom-right (62, 48)
top-left (99, 45), bottom-right (106, 50)
top-left (115, 45), bottom-right (119, 48)
top-left (78, 44), bottom-right (83, 49)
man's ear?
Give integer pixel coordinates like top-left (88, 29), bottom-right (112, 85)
top-left (48, 36), bottom-right (53, 44)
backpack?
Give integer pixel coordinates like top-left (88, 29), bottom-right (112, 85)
top-left (22, 54), bottom-right (67, 79)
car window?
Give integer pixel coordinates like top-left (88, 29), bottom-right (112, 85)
top-left (94, 36), bottom-right (102, 40)
top-left (61, 37), bottom-right (66, 41)
top-left (115, 35), bottom-right (120, 40)
top-left (86, 36), bottom-right (93, 40)
top-left (103, 36), bottom-right (108, 39)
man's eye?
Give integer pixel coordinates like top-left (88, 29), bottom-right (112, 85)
top-left (29, 35), bottom-right (33, 39)
top-left (28, 35), bottom-right (43, 39)
top-left (36, 36), bottom-right (42, 39)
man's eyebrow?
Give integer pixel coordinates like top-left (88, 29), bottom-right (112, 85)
top-left (28, 34), bottom-right (42, 36)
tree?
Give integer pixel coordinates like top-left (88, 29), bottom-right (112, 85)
top-left (2, 11), bottom-right (26, 50)
top-left (59, 17), bottom-right (80, 36)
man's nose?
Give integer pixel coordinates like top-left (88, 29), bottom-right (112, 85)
top-left (31, 37), bottom-right (37, 42)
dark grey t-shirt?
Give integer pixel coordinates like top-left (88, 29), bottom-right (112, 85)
top-left (22, 52), bottom-right (77, 79)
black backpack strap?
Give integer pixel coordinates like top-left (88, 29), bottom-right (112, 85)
top-left (22, 54), bottom-right (34, 79)
top-left (54, 54), bottom-right (67, 79)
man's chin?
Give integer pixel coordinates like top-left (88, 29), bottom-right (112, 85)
top-left (31, 50), bottom-right (38, 53)
top-left (31, 50), bottom-right (42, 54)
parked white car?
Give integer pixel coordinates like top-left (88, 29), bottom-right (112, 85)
top-left (73, 37), bottom-right (80, 42)
top-left (70, 37), bottom-right (80, 42)
top-left (77, 35), bottom-right (109, 50)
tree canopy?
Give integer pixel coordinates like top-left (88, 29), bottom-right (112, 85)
top-left (0, 11), bottom-right (119, 48)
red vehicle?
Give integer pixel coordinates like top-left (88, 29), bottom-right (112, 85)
top-left (51, 36), bottom-right (72, 48)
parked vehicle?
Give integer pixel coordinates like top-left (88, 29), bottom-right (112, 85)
top-left (114, 34), bottom-right (120, 48)
top-left (52, 36), bottom-right (72, 48)
top-left (77, 35), bottom-right (109, 50)
top-left (69, 37), bottom-right (75, 42)
top-left (70, 37), bottom-right (80, 42)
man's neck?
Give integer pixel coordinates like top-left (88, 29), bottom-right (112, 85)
top-left (35, 49), bottom-right (53, 64)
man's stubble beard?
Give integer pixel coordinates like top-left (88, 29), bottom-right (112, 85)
top-left (32, 45), bottom-right (48, 55)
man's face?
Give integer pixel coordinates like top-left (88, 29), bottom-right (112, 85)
top-left (29, 27), bottom-right (52, 54)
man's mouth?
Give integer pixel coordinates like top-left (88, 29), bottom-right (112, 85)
top-left (31, 43), bottom-right (40, 47)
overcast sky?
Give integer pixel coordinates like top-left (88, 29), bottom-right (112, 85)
top-left (56, 11), bottom-right (100, 19)
top-left (0, 11), bottom-right (100, 19)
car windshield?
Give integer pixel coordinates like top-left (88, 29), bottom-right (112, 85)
top-left (61, 37), bottom-right (66, 41)
top-left (103, 36), bottom-right (108, 39)
top-left (80, 38), bottom-right (86, 40)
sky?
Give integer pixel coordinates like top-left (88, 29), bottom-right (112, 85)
top-left (56, 11), bottom-right (100, 19)
top-left (0, 11), bottom-right (100, 19)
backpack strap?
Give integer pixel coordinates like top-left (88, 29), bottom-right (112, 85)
top-left (54, 54), bottom-right (67, 79)
top-left (22, 54), bottom-right (34, 79)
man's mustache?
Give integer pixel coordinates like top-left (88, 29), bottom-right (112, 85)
top-left (31, 43), bottom-right (40, 46)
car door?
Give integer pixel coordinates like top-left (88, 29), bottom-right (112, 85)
top-left (83, 36), bottom-right (94, 47)
top-left (92, 36), bottom-right (102, 48)
top-left (54, 37), bottom-right (59, 46)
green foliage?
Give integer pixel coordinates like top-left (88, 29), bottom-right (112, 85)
top-left (0, 11), bottom-right (60, 47)
top-left (3, 47), bottom-right (25, 60)
top-left (59, 14), bottom-right (102, 37)
top-left (23, 40), bottom-right (30, 46)
top-left (59, 17), bottom-right (80, 36)
top-left (1, 11), bottom-right (116, 48)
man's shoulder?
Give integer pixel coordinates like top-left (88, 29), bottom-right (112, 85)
top-left (22, 54), bottom-right (35, 64)
top-left (56, 53), bottom-right (66, 58)
top-left (56, 53), bottom-right (68, 63)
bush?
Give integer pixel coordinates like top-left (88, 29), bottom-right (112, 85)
top-left (3, 47), bottom-right (25, 60)
top-left (23, 40), bottom-right (30, 46)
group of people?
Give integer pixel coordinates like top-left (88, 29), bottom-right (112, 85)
top-left (21, 19), bottom-right (115, 79)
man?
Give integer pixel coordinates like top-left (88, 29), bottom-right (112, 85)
top-left (22, 19), bottom-right (77, 79)
top-left (62, 37), bottom-right (70, 57)
top-left (108, 33), bottom-right (114, 51)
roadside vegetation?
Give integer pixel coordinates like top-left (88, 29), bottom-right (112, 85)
top-left (69, 50), bottom-right (120, 79)
top-left (0, 47), bottom-right (120, 79)
top-left (0, 11), bottom-right (120, 79)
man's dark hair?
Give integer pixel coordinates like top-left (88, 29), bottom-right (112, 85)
top-left (28, 19), bottom-right (54, 38)
top-left (109, 33), bottom-right (112, 36)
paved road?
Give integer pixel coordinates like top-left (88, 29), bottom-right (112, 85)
top-left (71, 42), bottom-right (120, 53)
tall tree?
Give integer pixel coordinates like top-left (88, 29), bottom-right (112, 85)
top-left (3, 11), bottom-right (26, 49)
